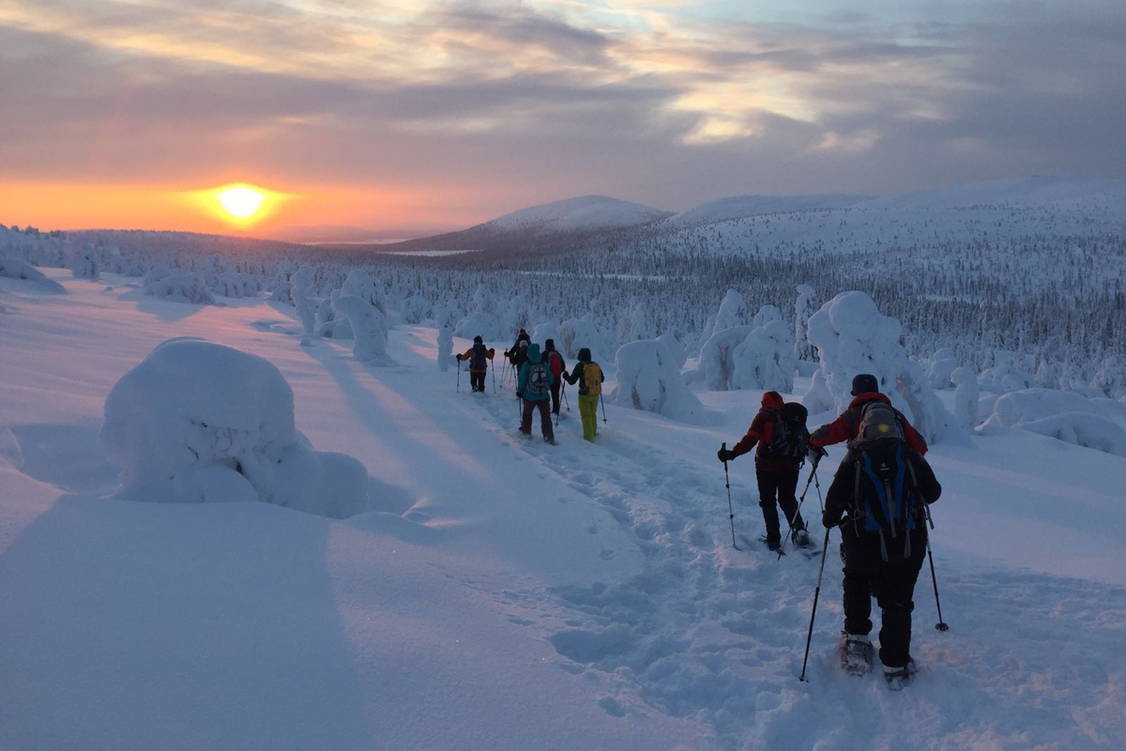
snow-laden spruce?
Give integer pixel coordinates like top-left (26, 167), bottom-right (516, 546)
top-left (290, 266), bottom-right (317, 344)
top-left (730, 316), bottom-right (797, 392)
top-left (697, 288), bottom-right (747, 353)
top-left (101, 339), bottom-right (373, 518)
top-left (613, 335), bottom-right (705, 423)
top-left (806, 291), bottom-right (955, 443)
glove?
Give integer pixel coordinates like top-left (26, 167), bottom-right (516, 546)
top-left (717, 448), bottom-right (735, 463)
top-left (822, 509), bottom-right (842, 529)
top-left (516, 391), bottom-right (524, 400)
top-left (807, 445), bottom-right (827, 463)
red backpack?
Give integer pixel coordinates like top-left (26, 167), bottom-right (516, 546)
top-left (547, 351), bottom-right (565, 377)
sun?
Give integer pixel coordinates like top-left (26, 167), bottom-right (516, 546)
top-left (188, 183), bottom-right (289, 228)
top-left (217, 186), bottom-right (265, 219)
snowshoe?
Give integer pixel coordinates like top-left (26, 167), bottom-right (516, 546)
top-left (759, 535), bottom-right (783, 553)
top-left (791, 528), bottom-right (811, 548)
top-left (839, 633), bottom-right (873, 676)
top-left (882, 658), bottom-right (917, 691)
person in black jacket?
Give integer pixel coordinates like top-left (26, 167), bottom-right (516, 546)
top-left (823, 442), bottom-right (941, 682)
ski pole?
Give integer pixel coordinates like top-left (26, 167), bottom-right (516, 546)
top-left (600, 393), bottom-right (607, 423)
top-left (491, 358), bottom-right (497, 393)
top-left (456, 359), bottom-right (461, 392)
top-left (721, 443), bottom-right (740, 550)
top-left (778, 459), bottom-right (820, 559)
top-left (562, 380), bottom-right (570, 411)
top-left (799, 526), bottom-right (833, 682)
top-left (923, 505), bottom-right (950, 631)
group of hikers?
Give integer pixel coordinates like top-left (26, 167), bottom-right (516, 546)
top-left (455, 328), bottom-right (604, 443)
top-left (459, 329), bottom-right (942, 688)
top-left (718, 373), bottom-right (942, 688)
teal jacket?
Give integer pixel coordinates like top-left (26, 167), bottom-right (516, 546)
top-left (517, 343), bottom-right (554, 401)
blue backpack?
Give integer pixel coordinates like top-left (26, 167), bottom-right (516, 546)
top-left (852, 439), bottom-right (921, 559)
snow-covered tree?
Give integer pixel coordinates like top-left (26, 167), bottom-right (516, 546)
top-left (613, 335), bottom-right (705, 423)
top-left (794, 284), bottom-right (816, 361)
top-left (695, 325), bottom-right (751, 391)
top-left (334, 294), bottom-right (391, 365)
top-left (731, 318), bottom-right (796, 392)
top-left (951, 365), bottom-right (980, 429)
top-left (291, 266), bottom-right (317, 345)
top-left (455, 283), bottom-right (505, 340)
top-left (928, 348), bottom-right (959, 389)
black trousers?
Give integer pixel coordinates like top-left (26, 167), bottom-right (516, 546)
top-left (520, 398), bottom-right (554, 440)
top-left (841, 526), bottom-right (927, 668)
top-left (470, 371), bottom-right (485, 392)
top-left (755, 468), bottom-right (804, 545)
top-left (549, 381), bottom-right (562, 414)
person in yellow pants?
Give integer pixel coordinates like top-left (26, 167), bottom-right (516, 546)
top-left (563, 347), bottom-right (604, 441)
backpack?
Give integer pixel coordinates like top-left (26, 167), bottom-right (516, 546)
top-left (547, 351), bottom-right (565, 377)
top-left (851, 440), bottom-right (921, 559)
top-left (856, 401), bottom-right (905, 443)
top-left (526, 361), bottom-right (550, 397)
top-left (765, 402), bottom-right (810, 460)
top-left (470, 343), bottom-right (488, 370)
top-left (581, 362), bottom-right (603, 396)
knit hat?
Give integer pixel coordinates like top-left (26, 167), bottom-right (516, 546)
top-left (473, 335), bottom-right (483, 344)
top-left (850, 373), bottom-right (879, 396)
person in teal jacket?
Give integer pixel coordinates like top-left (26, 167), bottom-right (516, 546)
top-left (517, 343), bottom-right (556, 444)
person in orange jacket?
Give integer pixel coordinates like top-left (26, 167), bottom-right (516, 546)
top-left (456, 336), bottom-right (495, 392)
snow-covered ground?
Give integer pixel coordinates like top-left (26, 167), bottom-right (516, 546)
top-left (1, 270), bottom-right (1123, 750)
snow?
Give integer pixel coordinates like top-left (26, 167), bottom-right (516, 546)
top-left (856, 175), bottom-right (1126, 210)
top-left (142, 267), bottom-right (216, 305)
top-left (670, 193), bottom-right (868, 226)
top-left (612, 335), bottom-right (706, 423)
top-left (485, 195), bottom-right (672, 234)
top-left (1, 269), bottom-right (1125, 750)
top-left (0, 256), bottom-right (66, 292)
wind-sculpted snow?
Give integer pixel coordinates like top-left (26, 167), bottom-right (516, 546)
top-left (101, 339), bottom-right (374, 518)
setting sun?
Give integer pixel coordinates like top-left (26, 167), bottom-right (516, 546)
top-left (217, 186), bottom-right (265, 219)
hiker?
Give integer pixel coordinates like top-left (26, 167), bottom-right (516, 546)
top-left (455, 336), bottom-right (495, 392)
top-left (808, 373), bottom-right (928, 456)
top-left (716, 391), bottom-right (812, 551)
top-left (822, 426), bottom-right (941, 686)
top-left (542, 339), bottom-right (567, 416)
top-left (517, 342), bottom-right (555, 443)
top-left (562, 348), bottom-right (603, 441)
top-left (504, 329), bottom-right (531, 367)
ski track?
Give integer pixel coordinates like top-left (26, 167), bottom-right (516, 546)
top-left (441, 374), bottom-right (1125, 750)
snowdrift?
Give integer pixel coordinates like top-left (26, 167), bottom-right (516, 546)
top-left (101, 339), bottom-right (374, 518)
top-left (0, 256), bottom-right (66, 293)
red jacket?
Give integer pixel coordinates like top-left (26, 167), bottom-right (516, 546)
top-left (730, 392), bottom-right (802, 471)
top-left (809, 392), bottom-right (928, 455)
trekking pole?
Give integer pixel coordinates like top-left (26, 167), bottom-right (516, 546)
top-left (456, 359), bottom-right (461, 393)
top-left (799, 526), bottom-right (833, 682)
top-left (721, 443), bottom-right (740, 550)
top-left (600, 393), bottom-right (607, 423)
top-left (778, 458), bottom-right (820, 559)
top-left (562, 380), bottom-right (570, 411)
top-left (491, 360), bottom-right (497, 393)
top-left (923, 504), bottom-right (950, 631)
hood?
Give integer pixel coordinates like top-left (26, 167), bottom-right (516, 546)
top-left (527, 343), bottom-right (542, 364)
top-left (544, 338), bottom-right (556, 352)
top-left (577, 347), bottom-right (591, 362)
top-left (847, 392), bottom-right (890, 409)
top-left (761, 391), bottom-right (784, 409)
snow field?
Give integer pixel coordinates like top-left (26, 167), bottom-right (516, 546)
top-left (1, 270), bottom-right (1124, 750)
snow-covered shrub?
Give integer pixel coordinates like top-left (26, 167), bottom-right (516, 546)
top-left (613, 335), bottom-right (705, 423)
top-left (731, 319), bottom-right (796, 392)
top-left (951, 365), bottom-right (980, 428)
top-left (334, 294), bottom-right (391, 364)
top-left (455, 283), bottom-right (504, 340)
top-left (978, 351), bottom-right (1033, 394)
top-left (928, 348), bottom-right (959, 389)
top-left (805, 291), bottom-right (954, 443)
top-left (291, 266), bottom-right (317, 344)
top-left (101, 339), bottom-right (373, 518)
top-left (0, 256), bottom-right (66, 292)
top-left (1020, 413), bottom-right (1126, 457)
top-left (986, 388), bottom-right (1102, 429)
top-left (210, 271), bottom-right (259, 298)
top-left (144, 270), bottom-right (215, 305)
top-left (695, 325), bottom-right (751, 390)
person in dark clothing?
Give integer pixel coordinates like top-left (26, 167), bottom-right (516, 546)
top-left (542, 339), bottom-right (567, 415)
top-left (504, 329), bottom-right (531, 368)
top-left (823, 437), bottom-right (941, 682)
top-left (717, 391), bottom-right (810, 550)
top-left (455, 336), bottom-right (494, 392)
top-left (809, 373), bottom-right (928, 455)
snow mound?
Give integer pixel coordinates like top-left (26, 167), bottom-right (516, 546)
top-left (485, 195), bottom-right (672, 234)
top-left (1020, 412), bottom-right (1126, 457)
top-left (101, 339), bottom-right (374, 518)
top-left (858, 175), bottom-right (1126, 210)
top-left (987, 388), bottom-right (1102, 428)
top-left (670, 194), bottom-right (867, 226)
top-left (143, 269), bottom-right (215, 305)
top-left (0, 257), bottom-right (66, 293)
top-left (613, 335), bottom-right (705, 423)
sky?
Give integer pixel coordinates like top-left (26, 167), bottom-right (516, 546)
top-left (1, 0), bottom-right (1124, 239)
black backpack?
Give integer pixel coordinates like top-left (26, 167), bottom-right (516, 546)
top-left (526, 361), bottom-right (550, 397)
top-left (764, 402), bottom-right (810, 460)
top-left (470, 343), bottom-right (488, 370)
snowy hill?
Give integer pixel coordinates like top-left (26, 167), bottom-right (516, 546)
top-left (1, 269), bottom-right (1124, 750)
top-left (857, 175), bottom-right (1126, 210)
top-left (484, 194), bottom-right (672, 233)
top-left (669, 193), bottom-right (869, 226)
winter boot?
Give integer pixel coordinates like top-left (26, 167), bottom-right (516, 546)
top-left (839, 633), bottom-right (874, 676)
top-left (882, 657), bottom-right (917, 691)
top-left (791, 527), bottom-right (811, 548)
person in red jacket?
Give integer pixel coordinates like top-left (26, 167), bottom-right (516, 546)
top-left (809, 374), bottom-right (928, 455)
top-left (542, 338), bottom-right (567, 416)
top-left (717, 391), bottom-right (811, 551)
